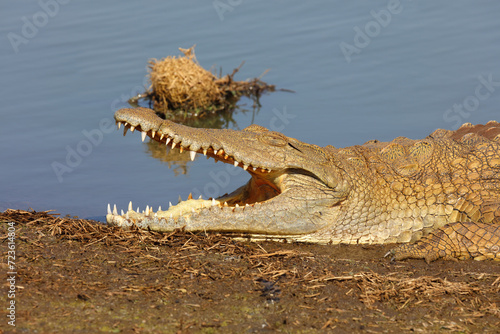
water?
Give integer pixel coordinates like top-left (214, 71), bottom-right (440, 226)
top-left (1, 1), bottom-right (500, 220)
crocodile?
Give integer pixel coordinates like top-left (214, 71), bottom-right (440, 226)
top-left (107, 107), bottom-right (500, 262)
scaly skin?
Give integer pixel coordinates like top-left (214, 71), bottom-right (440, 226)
top-left (107, 107), bottom-right (500, 262)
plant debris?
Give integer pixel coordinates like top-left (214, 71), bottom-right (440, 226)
top-left (134, 45), bottom-right (276, 120)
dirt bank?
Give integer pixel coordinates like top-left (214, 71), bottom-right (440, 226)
top-left (1, 209), bottom-right (499, 333)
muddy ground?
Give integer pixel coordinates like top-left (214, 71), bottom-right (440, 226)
top-left (0, 209), bottom-right (499, 333)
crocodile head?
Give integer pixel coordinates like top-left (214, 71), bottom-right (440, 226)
top-left (107, 107), bottom-right (350, 241)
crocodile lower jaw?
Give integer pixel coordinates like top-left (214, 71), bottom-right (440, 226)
top-left (106, 197), bottom-right (266, 229)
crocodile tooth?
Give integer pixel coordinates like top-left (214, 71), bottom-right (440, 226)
top-left (160, 134), bottom-right (164, 140)
top-left (136, 207), bottom-right (139, 212)
top-left (224, 154), bottom-right (229, 159)
top-left (123, 127), bottom-right (128, 136)
top-left (178, 195), bottom-right (182, 203)
top-left (169, 201), bottom-right (173, 208)
top-left (199, 195), bottom-right (203, 199)
top-left (172, 142), bottom-right (176, 149)
top-left (203, 149), bottom-right (207, 156)
top-left (152, 130), bottom-right (156, 138)
top-left (224, 202), bottom-right (228, 207)
top-left (267, 169), bottom-right (272, 173)
top-left (121, 209), bottom-right (124, 216)
top-left (243, 164), bottom-right (249, 170)
top-left (154, 212), bottom-right (157, 217)
top-left (261, 168), bottom-right (266, 173)
top-left (219, 149), bottom-right (225, 155)
top-left (141, 131), bottom-right (147, 142)
top-left (107, 204), bottom-right (111, 215)
top-left (130, 126), bottom-right (135, 132)
top-left (145, 205), bottom-right (150, 216)
top-left (128, 201), bottom-right (133, 211)
top-left (117, 122), bottom-right (121, 130)
top-left (188, 193), bottom-right (193, 200)
top-left (235, 204), bottom-right (239, 208)
top-left (206, 155), bottom-right (210, 160)
top-left (214, 149), bottom-right (218, 155)
top-left (166, 137), bottom-right (171, 145)
top-left (253, 167), bottom-right (257, 171)
top-left (158, 206), bottom-right (162, 212)
top-left (113, 204), bottom-right (118, 215)
top-left (234, 161), bottom-right (239, 167)
top-left (189, 151), bottom-right (196, 161)
top-left (179, 146), bottom-right (184, 153)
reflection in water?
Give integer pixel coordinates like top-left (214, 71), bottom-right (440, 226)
top-left (142, 103), bottom-right (261, 174)
top-left (145, 140), bottom-right (192, 176)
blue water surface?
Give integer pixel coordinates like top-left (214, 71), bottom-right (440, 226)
top-left (1, 1), bottom-right (499, 219)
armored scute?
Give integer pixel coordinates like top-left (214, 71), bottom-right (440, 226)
top-left (107, 107), bottom-right (500, 262)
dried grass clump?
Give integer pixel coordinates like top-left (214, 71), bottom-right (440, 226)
top-left (355, 272), bottom-right (481, 308)
top-left (149, 46), bottom-right (224, 112)
top-left (144, 45), bottom-right (275, 118)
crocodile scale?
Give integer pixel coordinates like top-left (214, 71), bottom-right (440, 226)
top-left (107, 107), bottom-right (500, 262)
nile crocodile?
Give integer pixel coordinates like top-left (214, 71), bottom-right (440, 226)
top-left (107, 107), bottom-right (500, 262)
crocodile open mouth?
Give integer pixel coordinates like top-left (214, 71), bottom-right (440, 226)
top-left (106, 120), bottom-right (289, 227)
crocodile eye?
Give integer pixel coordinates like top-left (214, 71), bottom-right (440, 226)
top-left (260, 132), bottom-right (288, 147)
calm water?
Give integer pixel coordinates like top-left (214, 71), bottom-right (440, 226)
top-left (1, 1), bottom-right (500, 220)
